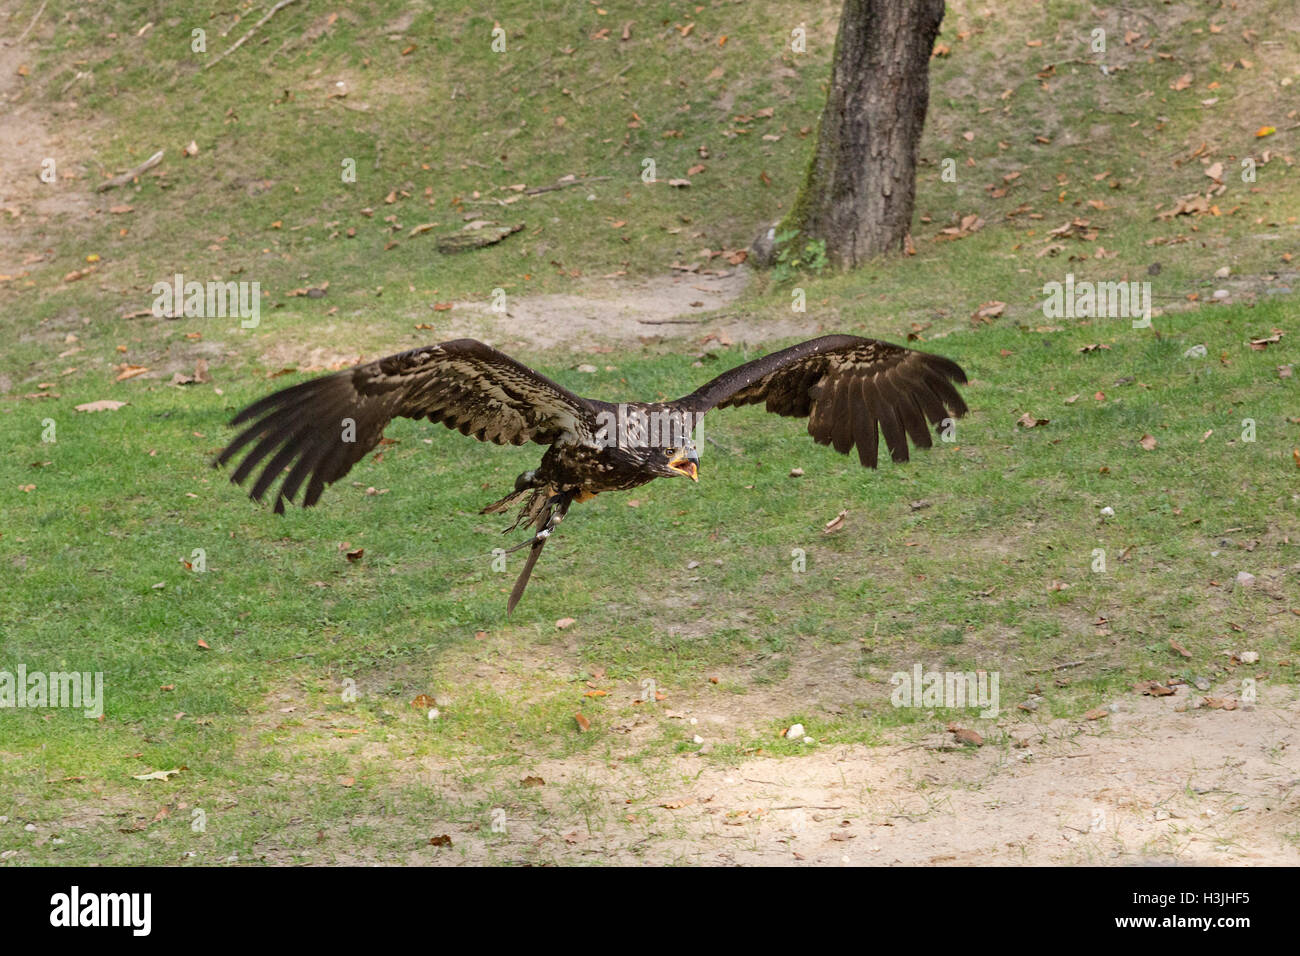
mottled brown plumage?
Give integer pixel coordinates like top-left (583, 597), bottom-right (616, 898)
top-left (216, 335), bottom-right (968, 611)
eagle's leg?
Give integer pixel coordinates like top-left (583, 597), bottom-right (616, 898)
top-left (501, 491), bottom-right (569, 553)
top-left (505, 490), bottom-right (575, 615)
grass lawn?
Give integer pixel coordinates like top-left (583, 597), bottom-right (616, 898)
top-left (0, 0), bottom-right (1297, 864)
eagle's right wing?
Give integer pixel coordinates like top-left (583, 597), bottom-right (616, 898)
top-left (675, 335), bottom-right (968, 468)
top-left (215, 339), bottom-right (593, 512)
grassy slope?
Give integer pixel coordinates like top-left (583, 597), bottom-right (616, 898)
top-left (0, 0), bottom-right (1297, 863)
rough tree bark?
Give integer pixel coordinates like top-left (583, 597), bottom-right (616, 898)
top-left (778, 0), bottom-right (945, 268)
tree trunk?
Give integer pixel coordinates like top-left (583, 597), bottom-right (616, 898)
top-left (780, 0), bottom-right (945, 268)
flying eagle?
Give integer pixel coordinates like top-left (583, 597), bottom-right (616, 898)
top-left (216, 335), bottom-right (968, 612)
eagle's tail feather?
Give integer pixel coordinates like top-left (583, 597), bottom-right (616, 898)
top-left (507, 535), bottom-right (548, 615)
top-left (505, 492), bottom-right (573, 615)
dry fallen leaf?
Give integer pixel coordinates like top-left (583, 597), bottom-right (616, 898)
top-left (555, 617), bottom-right (576, 630)
top-left (574, 712), bottom-right (591, 732)
top-left (950, 726), bottom-right (984, 746)
top-left (1139, 434), bottom-right (1158, 451)
top-left (971, 301), bottom-right (1006, 324)
top-left (1017, 413), bottom-right (1049, 428)
top-left (74, 399), bottom-right (127, 413)
top-left (823, 510), bottom-right (847, 534)
top-left (132, 768), bottom-right (184, 781)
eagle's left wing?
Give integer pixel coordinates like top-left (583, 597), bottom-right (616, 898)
top-left (674, 335), bottom-right (968, 468)
top-left (216, 338), bottom-right (594, 513)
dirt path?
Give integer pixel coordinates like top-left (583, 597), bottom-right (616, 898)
top-left (0, 29), bottom-right (92, 272)
top-left (442, 268), bottom-right (834, 352)
top-left (427, 687), bottom-right (1299, 865)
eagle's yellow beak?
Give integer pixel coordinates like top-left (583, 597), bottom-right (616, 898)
top-left (668, 456), bottom-right (699, 482)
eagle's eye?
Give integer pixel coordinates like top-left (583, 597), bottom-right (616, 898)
top-left (663, 447), bottom-right (677, 458)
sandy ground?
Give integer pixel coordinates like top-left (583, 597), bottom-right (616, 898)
top-left (400, 686), bottom-right (1300, 866)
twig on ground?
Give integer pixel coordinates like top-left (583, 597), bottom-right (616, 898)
top-left (581, 63), bottom-right (633, 95)
top-left (1024, 653), bottom-right (1103, 674)
top-left (95, 150), bottom-right (164, 192)
top-left (205, 0), bottom-right (304, 71)
top-left (524, 175), bottom-right (611, 196)
top-left (14, 0), bottom-right (48, 44)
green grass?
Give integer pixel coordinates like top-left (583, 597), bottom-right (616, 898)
top-left (1, 0), bottom-right (1297, 864)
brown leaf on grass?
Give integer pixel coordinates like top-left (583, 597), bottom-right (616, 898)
top-left (1084, 707), bottom-right (1109, 720)
top-left (1249, 330), bottom-right (1284, 350)
top-left (521, 775), bottom-right (545, 787)
top-left (574, 712), bottom-right (591, 733)
top-left (1139, 434), bottom-right (1158, 451)
top-left (170, 359), bottom-right (210, 386)
top-left (196, 639), bottom-right (210, 650)
top-left (971, 300), bottom-right (1005, 324)
top-left (428, 834), bottom-right (453, 847)
top-left (1170, 73), bottom-right (1193, 91)
top-left (411, 694), bottom-right (436, 709)
top-left (823, 509), bottom-right (847, 534)
top-left (1169, 639), bottom-right (1193, 658)
top-left (936, 213), bottom-right (984, 241)
top-left (555, 617), bottom-right (576, 630)
top-left (345, 548), bottom-right (364, 562)
top-left (1157, 194), bottom-right (1210, 220)
top-left (115, 365), bottom-right (149, 382)
top-left (1017, 413), bottom-right (1049, 428)
top-left (74, 399), bottom-right (127, 412)
top-left (132, 768), bottom-right (184, 781)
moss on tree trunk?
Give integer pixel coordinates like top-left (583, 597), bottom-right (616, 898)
top-left (779, 0), bottom-right (945, 269)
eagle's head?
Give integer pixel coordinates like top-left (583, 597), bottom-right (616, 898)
top-left (654, 440), bottom-right (699, 482)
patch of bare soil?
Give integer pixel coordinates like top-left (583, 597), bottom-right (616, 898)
top-left (441, 269), bottom-right (825, 352)
top-left (0, 31), bottom-right (93, 273)
top-left (427, 687), bottom-right (1300, 866)
top-left (256, 268), bottom-right (831, 369)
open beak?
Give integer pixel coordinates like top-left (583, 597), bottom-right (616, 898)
top-left (668, 455), bottom-right (699, 482)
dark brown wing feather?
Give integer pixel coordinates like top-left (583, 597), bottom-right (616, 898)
top-left (216, 339), bottom-right (593, 513)
top-left (675, 334), bottom-right (968, 467)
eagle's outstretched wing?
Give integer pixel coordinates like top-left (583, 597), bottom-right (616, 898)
top-left (215, 339), bottom-right (593, 513)
top-left (675, 334), bottom-right (968, 467)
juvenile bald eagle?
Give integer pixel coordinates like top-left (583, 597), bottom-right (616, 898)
top-left (216, 335), bottom-right (968, 612)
